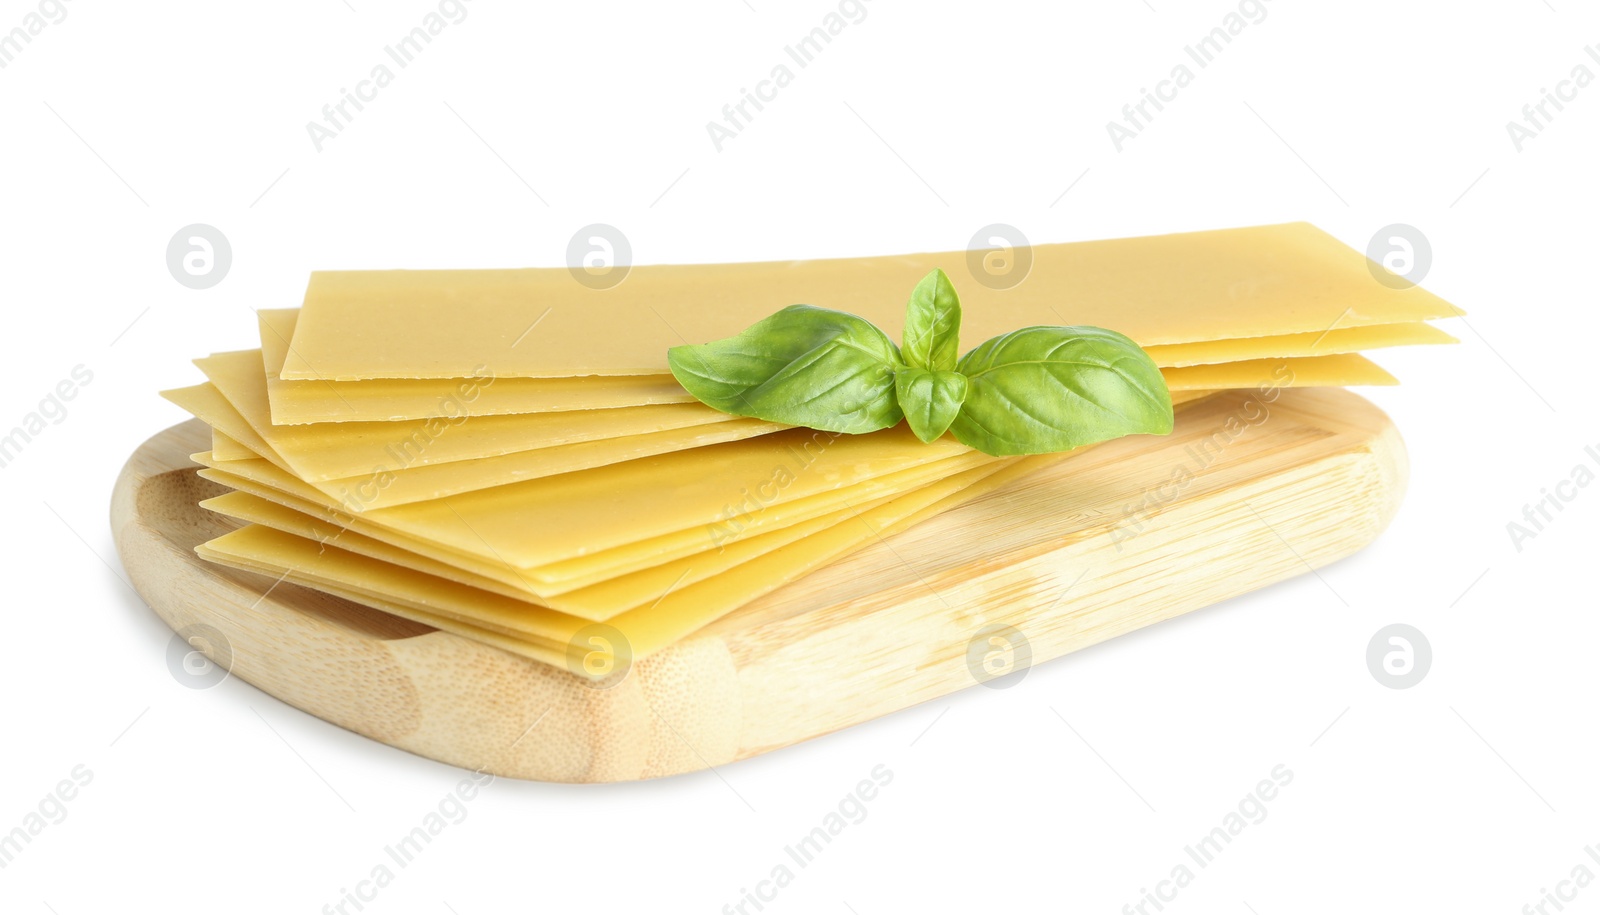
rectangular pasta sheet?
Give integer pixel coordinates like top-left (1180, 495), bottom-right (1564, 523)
top-left (166, 346), bottom-right (1389, 511)
top-left (200, 489), bottom-right (906, 621)
top-left (259, 309), bottom-right (694, 424)
top-left (199, 348), bottom-right (766, 480)
top-left (196, 456), bottom-right (1052, 673)
top-left (210, 429), bottom-right (254, 462)
top-left (1144, 322), bottom-right (1455, 368)
top-left (184, 390), bottom-right (1218, 593)
top-left (193, 449), bottom-right (990, 589)
top-left (283, 222), bottom-right (1462, 380)
top-left (266, 307), bottom-right (1449, 423)
top-left (166, 379), bottom-right (789, 509)
top-left (1160, 354), bottom-right (1398, 390)
top-left (158, 385), bottom-right (999, 570)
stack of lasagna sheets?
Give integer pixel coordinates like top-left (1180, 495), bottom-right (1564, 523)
top-left (162, 223), bottom-right (1460, 677)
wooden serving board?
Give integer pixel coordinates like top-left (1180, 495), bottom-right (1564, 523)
top-left (111, 389), bottom-right (1406, 783)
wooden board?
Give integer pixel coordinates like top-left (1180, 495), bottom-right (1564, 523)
top-left (110, 389), bottom-right (1407, 783)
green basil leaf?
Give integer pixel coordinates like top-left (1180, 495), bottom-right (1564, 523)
top-left (895, 368), bottom-right (969, 443)
top-left (949, 326), bottom-right (1172, 456)
top-left (667, 304), bottom-right (906, 434)
top-left (901, 269), bottom-right (962, 372)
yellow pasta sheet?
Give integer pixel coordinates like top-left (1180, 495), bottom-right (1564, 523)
top-left (268, 309), bottom-right (1449, 422)
top-left (201, 488), bottom-right (901, 620)
top-left (167, 384), bottom-right (987, 573)
top-left (283, 222), bottom-right (1462, 380)
top-left (1160, 354), bottom-right (1397, 390)
top-left (1143, 322), bottom-right (1455, 368)
top-left (199, 553), bottom-right (575, 669)
top-left (210, 429), bottom-right (254, 462)
top-left (198, 348), bottom-right (768, 479)
top-left (165, 380), bottom-right (788, 509)
top-left (202, 551), bottom-right (577, 669)
top-left (164, 366), bottom-right (1292, 576)
top-left (186, 389), bottom-right (1219, 592)
top-left (197, 456), bottom-right (1050, 673)
top-left (259, 309), bottom-right (693, 424)
top-left (172, 339), bottom-right (1393, 510)
top-left (193, 448), bottom-right (988, 590)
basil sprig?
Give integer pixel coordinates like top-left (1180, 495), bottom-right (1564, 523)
top-left (666, 269), bottom-right (1173, 456)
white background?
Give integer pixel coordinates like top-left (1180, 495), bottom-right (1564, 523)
top-left (1, 1), bottom-right (1596, 912)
